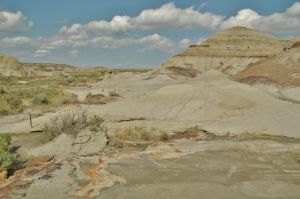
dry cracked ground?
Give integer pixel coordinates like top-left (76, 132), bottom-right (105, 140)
top-left (1, 70), bottom-right (300, 199)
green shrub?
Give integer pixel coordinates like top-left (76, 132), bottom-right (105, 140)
top-left (0, 134), bottom-right (11, 148)
top-left (0, 134), bottom-right (14, 171)
top-left (5, 95), bottom-right (23, 108)
top-left (42, 123), bottom-right (57, 141)
top-left (0, 86), bottom-right (6, 96)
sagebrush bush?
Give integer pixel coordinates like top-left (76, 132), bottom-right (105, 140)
top-left (50, 109), bottom-right (88, 137)
top-left (42, 109), bottom-right (105, 141)
top-left (32, 93), bottom-right (49, 105)
top-left (42, 123), bottom-right (57, 141)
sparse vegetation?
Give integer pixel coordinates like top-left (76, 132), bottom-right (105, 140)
top-left (84, 92), bottom-right (108, 104)
top-left (0, 76), bottom-right (78, 116)
top-left (0, 94), bottom-right (23, 116)
top-left (42, 109), bottom-right (105, 141)
top-left (112, 126), bottom-right (169, 142)
top-left (0, 68), bottom-right (144, 117)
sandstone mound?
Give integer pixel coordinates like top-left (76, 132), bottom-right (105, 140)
top-left (159, 27), bottom-right (293, 76)
top-left (235, 42), bottom-right (300, 87)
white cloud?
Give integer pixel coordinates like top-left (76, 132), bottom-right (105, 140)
top-left (86, 15), bottom-right (133, 34)
top-left (287, 2), bottom-right (300, 16)
top-left (59, 23), bottom-right (83, 35)
top-left (34, 49), bottom-right (50, 57)
top-left (178, 38), bottom-right (191, 48)
top-left (90, 33), bottom-right (176, 52)
top-left (221, 2), bottom-right (300, 34)
top-left (134, 3), bottom-right (223, 31)
top-left (59, 2), bottom-right (224, 35)
top-left (138, 34), bottom-right (176, 52)
top-left (0, 11), bottom-right (33, 33)
top-left (0, 36), bottom-right (33, 46)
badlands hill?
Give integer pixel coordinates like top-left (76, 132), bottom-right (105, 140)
top-left (0, 54), bottom-right (75, 77)
top-left (235, 42), bottom-right (300, 86)
top-left (0, 54), bottom-right (30, 77)
top-left (159, 27), bottom-right (293, 76)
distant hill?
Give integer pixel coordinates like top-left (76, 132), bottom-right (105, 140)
top-left (0, 54), bottom-right (75, 77)
top-left (158, 26), bottom-right (293, 76)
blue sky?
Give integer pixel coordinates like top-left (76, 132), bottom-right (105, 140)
top-left (0, 0), bottom-right (299, 68)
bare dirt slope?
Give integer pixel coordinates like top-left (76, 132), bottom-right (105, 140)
top-left (235, 42), bottom-right (300, 87)
top-left (158, 27), bottom-right (292, 76)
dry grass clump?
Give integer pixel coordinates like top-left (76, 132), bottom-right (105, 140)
top-left (42, 109), bottom-right (104, 141)
top-left (112, 126), bottom-right (169, 142)
top-left (108, 90), bottom-right (120, 97)
top-left (84, 92), bottom-right (108, 104)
